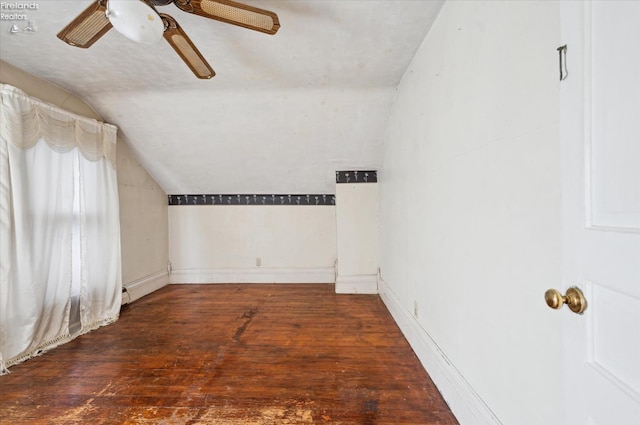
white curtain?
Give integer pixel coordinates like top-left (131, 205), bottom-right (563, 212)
top-left (0, 84), bottom-right (121, 374)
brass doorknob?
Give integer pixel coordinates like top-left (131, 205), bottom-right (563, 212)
top-left (545, 287), bottom-right (587, 314)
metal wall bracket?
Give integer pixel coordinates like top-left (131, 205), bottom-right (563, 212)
top-left (557, 44), bottom-right (568, 81)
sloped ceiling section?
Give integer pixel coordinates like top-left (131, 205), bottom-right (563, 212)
top-left (0, 0), bottom-right (443, 193)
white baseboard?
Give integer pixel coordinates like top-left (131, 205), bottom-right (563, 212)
top-left (122, 270), bottom-right (169, 304)
top-left (335, 274), bottom-right (378, 294)
top-left (169, 267), bottom-right (336, 284)
top-left (378, 278), bottom-right (501, 425)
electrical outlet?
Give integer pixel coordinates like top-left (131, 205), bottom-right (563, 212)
top-left (256, 257), bottom-right (261, 267)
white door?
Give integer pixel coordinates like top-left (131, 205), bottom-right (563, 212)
top-left (559, 1), bottom-right (640, 424)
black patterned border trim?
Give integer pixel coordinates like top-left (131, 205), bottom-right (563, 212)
top-left (336, 170), bottom-right (377, 184)
top-left (168, 194), bottom-right (336, 206)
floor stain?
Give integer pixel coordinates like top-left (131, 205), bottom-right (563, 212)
top-left (361, 398), bottom-right (379, 425)
top-left (232, 308), bottom-right (258, 341)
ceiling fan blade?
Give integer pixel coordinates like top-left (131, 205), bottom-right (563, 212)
top-left (57, 0), bottom-right (112, 48)
top-left (174, 0), bottom-right (280, 35)
top-left (160, 14), bottom-right (215, 79)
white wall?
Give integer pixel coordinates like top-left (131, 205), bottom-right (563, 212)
top-left (169, 206), bottom-right (336, 283)
top-left (0, 60), bottom-right (170, 303)
top-left (378, 1), bottom-right (563, 424)
top-left (117, 140), bottom-right (170, 301)
top-left (335, 183), bottom-right (379, 293)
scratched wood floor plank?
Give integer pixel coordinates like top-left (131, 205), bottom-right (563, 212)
top-left (0, 284), bottom-right (458, 424)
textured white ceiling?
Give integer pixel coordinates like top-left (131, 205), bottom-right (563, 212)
top-left (0, 0), bottom-right (443, 193)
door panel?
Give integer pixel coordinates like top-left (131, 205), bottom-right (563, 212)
top-left (589, 283), bottom-right (640, 396)
top-left (561, 1), bottom-right (640, 424)
top-left (587, 1), bottom-right (640, 231)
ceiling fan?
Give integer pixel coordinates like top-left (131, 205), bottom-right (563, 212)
top-left (57, 0), bottom-right (281, 79)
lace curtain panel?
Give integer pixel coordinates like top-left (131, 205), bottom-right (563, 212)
top-left (0, 85), bottom-right (116, 167)
top-left (0, 84), bottom-right (122, 374)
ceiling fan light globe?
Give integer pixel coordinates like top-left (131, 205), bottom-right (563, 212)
top-left (107, 0), bottom-right (164, 44)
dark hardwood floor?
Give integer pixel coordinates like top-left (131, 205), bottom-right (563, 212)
top-left (0, 284), bottom-right (458, 424)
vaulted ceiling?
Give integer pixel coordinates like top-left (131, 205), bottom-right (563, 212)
top-left (0, 0), bottom-right (443, 194)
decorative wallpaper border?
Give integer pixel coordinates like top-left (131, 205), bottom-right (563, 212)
top-left (336, 170), bottom-right (377, 184)
top-left (168, 194), bottom-right (336, 206)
